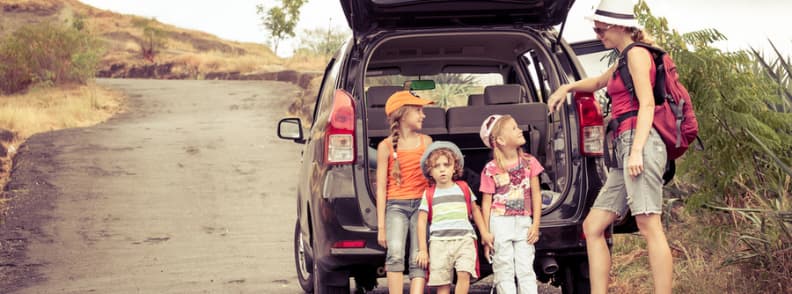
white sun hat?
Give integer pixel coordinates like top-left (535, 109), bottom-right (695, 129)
top-left (584, 0), bottom-right (642, 29)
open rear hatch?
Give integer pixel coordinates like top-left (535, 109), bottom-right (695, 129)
top-left (341, 0), bottom-right (575, 37)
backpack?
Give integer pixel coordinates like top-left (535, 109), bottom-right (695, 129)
top-left (613, 42), bottom-right (701, 161)
top-left (607, 43), bottom-right (702, 183)
top-left (425, 180), bottom-right (480, 277)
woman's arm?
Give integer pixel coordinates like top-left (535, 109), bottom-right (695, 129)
top-left (625, 47), bottom-right (656, 177)
top-left (375, 139), bottom-right (391, 248)
top-left (547, 64), bottom-right (618, 113)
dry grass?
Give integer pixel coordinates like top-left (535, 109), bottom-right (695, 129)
top-left (284, 52), bottom-right (332, 72)
top-left (0, 83), bottom-right (123, 190)
top-left (0, 83), bottom-right (123, 139)
top-left (609, 205), bottom-right (791, 294)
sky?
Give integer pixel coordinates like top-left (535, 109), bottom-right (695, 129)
top-left (78, 0), bottom-right (792, 57)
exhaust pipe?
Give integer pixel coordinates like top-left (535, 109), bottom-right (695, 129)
top-left (539, 257), bottom-right (559, 274)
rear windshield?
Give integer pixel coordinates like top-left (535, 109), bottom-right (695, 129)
top-left (366, 73), bottom-right (503, 108)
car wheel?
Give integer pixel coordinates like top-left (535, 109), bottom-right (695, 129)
top-left (294, 221), bottom-right (314, 292)
top-left (559, 258), bottom-right (591, 294)
top-left (312, 264), bottom-right (349, 294)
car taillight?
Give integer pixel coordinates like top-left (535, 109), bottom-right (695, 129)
top-left (575, 92), bottom-right (604, 156)
top-left (332, 240), bottom-right (365, 248)
top-left (325, 89), bottom-right (355, 165)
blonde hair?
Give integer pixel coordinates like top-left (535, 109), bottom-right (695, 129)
top-left (387, 105), bottom-right (420, 185)
top-left (629, 27), bottom-right (655, 45)
top-left (488, 115), bottom-right (527, 172)
top-left (423, 148), bottom-right (463, 185)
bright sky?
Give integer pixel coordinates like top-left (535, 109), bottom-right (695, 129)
top-left (79, 0), bottom-right (792, 57)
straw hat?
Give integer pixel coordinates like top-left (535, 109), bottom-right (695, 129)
top-left (585, 0), bottom-right (642, 29)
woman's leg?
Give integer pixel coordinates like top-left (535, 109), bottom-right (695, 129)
top-left (385, 202), bottom-right (409, 294)
top-left (583, 208), bottom-right (618, 294)
top-left (635, 213), bottom-right (673, 294)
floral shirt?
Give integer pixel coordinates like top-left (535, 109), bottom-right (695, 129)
top-left (479, 155), bottom-right (544, 216)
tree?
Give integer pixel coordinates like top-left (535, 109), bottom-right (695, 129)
top-left (257, 0), bottom-right (307, 53)
top-left (132, 18), bottom-right (167, 63)
top-left (296, 24), bottom-right (350, 58)
top-left (634, 1), bottom-right (791, 284)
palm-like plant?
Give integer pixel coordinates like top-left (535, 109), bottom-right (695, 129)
top-left (633, 0), bottom-right (792, 283)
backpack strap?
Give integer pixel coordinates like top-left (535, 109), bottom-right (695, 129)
top-left (616, 42), bottom-right (666, 107)
top-left (454, 180), bottom-right (473, 219)
top-left (426, 185), bottom-right (436, 224)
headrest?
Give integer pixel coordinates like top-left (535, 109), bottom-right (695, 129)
top-left (484, 84), bottom-right (521, 105)
top-left (467, 94), bottom-right (485, 106)
top-left (366, 86), bottom-right (403, 108)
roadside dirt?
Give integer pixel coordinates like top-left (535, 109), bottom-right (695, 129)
top-left (0, 79), bottom-right (304, 293)
top-left (0, 79), bottom-right (562, 293)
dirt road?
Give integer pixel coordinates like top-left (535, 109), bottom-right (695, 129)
top-left (0, 79), bottom-right (304, 293)
top-left (0, 79), bottom-right (561, 293)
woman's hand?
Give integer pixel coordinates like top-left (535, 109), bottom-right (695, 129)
top-left (377, 228), bottom-right (387, 248)
top-left (484, 245), bottom-right (493, 264)
top-left (417, 251), bottom-right (429, 269)
top-left (547, 86), bottom-right (569, 114)
top-left (527, 226), bottom-right (540, 244)
top-left (627, 151), bottom-right (644, 177)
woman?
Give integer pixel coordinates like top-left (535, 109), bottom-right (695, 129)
top-left (547, 0), bottom-right (673, 293)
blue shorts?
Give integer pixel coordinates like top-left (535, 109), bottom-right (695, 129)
top-left (384, 199), bottom-right (426, 279)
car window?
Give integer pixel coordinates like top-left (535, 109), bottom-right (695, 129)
top-left (312, 58), bottom-right (341, 128)
top-left (365, 73), bottom-right (503, 108)
top-left (523, 50), bottom-right (549, 102)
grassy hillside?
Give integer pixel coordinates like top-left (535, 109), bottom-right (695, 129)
top-left (0, 0), bottom-right (323, 78)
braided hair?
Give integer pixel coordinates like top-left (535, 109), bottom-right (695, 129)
top-left (386, 105), bottom-right (417, 186)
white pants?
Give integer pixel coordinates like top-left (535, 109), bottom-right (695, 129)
top-left (490, 215), bottom-right (537, 294)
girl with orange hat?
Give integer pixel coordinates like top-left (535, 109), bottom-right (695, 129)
top-left (375, 90), bottom-right (434, 294)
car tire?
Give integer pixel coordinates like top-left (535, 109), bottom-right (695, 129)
top-left (312, 265), bottom-right (349, 294)
top-left (294, 221), bottom-right (314, 292)
top-left (559, 258), bottom-right (591, 294)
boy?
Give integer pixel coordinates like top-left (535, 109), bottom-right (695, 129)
top-left (416, 141), bottom-right (490, 294)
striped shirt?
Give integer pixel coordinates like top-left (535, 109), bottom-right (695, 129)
top-left (418, 184), bottom-right (477, 241)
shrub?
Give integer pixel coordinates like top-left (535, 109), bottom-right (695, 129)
top-left (0, 21), bottom-right (103, 95)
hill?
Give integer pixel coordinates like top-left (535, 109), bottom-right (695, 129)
top-left (0, 0), bottom-right (321, 80)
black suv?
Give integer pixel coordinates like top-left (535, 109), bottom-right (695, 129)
top-left (277, 1), bottom-right (635, 293)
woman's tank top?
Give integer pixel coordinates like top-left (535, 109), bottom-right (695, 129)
top-left (607, 46), bottom-right (656, 136)
top-left (386, 136), bottom-right (428, 200)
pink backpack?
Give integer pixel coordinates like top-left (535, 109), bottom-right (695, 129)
top-left (614, 42), bottom-right (701, 161)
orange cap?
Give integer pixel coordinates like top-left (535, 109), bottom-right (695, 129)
top-left (385, 91), bottom-right (434, 116)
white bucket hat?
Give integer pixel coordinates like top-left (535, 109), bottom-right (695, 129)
top-left (585, 0), bottom-right (642, 29)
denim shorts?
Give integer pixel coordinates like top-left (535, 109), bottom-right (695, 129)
top-left (593, 128), bottom-right (667, 216)
top-left (384, 199), bottom-right (425, 279)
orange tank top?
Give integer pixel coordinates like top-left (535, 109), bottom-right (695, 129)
top-left (386, 136), bottom-right (429, 200)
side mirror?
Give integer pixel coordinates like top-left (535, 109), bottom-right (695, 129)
top-left (277, 118), bottom-right (305, 144)
top-left (404, 80), bottom-right (436, 91)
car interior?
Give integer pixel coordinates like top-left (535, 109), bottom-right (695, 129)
top-left (363, 32), bottom-right (568, 205)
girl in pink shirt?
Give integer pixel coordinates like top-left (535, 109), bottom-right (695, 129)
top-left (478, 114), bottom-right (543, 294)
